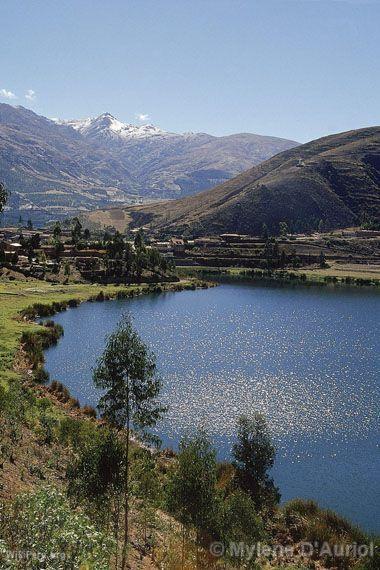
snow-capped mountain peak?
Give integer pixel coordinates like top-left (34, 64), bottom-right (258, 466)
top-left (55, 112), bottom-right (173, 141)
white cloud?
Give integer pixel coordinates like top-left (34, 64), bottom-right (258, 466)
top-left (135, 113), bottom-right (150, 122)
top-left (0, 88), bottom-right (17, 100)
top-left (25, 89), bottom-right (36, 101)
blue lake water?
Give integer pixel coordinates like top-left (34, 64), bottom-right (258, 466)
top-left (42, 282), bottom-right (380, 533)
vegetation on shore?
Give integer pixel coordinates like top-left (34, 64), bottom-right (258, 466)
top-left (177, 265), bottom-right (380, 288)
top-left (0, 277), bottom-right (378, 568)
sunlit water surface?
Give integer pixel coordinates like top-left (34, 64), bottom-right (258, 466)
top-left (43, 283), bottom-right (380, 532)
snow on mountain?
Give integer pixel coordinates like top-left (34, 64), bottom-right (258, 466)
top-left (56, 112), bottom-right (174, 141)
top-left (0, 103), bottom-right (299, 221)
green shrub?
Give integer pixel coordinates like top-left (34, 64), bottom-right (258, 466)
top-left (21, 323), bottom-right (63, 371)
top-left (33, 366), bottom-right (50, 384)
top-left (0, 487), bottom-right (115, 569)
top-left (282, 499), bottom-right (367, 553)
top-left (218, 490), bottom-right (265, 567)
top-left (57, 417), bottom-right (87, 448)
top-left (67, 428), bottom-right (123, 509)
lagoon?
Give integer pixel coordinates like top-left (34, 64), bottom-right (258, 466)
top-left (42, 282), bottom-right (380, 532)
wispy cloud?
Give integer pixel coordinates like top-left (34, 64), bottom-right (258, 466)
top-left (25, 89), bottom-right (36, 101)
top-left (135, 113), bottom-right (150, 122)
top-left (0, 88), bottom-right (17, 100)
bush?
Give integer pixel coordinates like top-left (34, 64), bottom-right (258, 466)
top-left (218, 490), bottom-right (265, 567)
top-left (50, 380), bottom-right (59, 392)
top-left (21, 301), bottom-right (69, 319)
top-left (56, 417), bottom-right (96, 449)
top-left (0, 487), bottom-right (115, 569)
top-left (283, 499), bottom-right (320, 541)
top-left (34, 366), bottom-right (50, 384)
top-left (82, 405), bottom-right (97, 418)
top-left (68, 397), bottom-right (80, 409)
top-left (53, 384), bottom-right (71, 403)
top-left (67, 428), bottom-right (123, 508)
top-left (116, 289), bottom-right (130, 299)
top-left (21, 323), bottom-right (63, 370)
top-left (282, 498), bottom-right (368, 565)
top-left (232, 414), bottom-right (280, 511)
top-left (50, 380), bottom-right (64, 394)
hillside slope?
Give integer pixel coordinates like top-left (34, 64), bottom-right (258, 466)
top-left (62, 112), bottom-right (299, 198)
top-left (0, 104), bottom-right (298, 222)
top-left (88, 126), bottom-right (380, 235)
top-left (0, 105), bottom-right (139, 219)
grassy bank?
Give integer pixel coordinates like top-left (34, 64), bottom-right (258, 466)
top-left (0, 276), bottom-right (214, 567)
top-left (0, 278), bottom-right (209, 389)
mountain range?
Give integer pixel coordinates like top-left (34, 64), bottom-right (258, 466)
top-left (0, 104), bottom-right (298, 222)
top-left (85, 126), bottom-right (380, 235)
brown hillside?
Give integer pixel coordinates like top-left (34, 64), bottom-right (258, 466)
top-left (87, 126), bottom-right (380, 235)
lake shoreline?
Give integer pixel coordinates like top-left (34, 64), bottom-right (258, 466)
top-left (176, 265), bottom-right (380, 289)
top-left (41, 281), bottom-right (380, 534)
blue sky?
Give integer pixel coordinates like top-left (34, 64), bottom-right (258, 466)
top-left (0, 0), bottom-right (379, 142)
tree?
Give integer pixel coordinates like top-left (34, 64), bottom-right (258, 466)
top-left (133, 250), bottom-right (146, 281)
top-left (160, 256), bottom-right (168, 273)
top-left (103, 230), bottom-right (112, 244)
top-left (166, 430), bottom-right (219, 564)
top-left (19, 232), bottom-right (40, 261)
top-left (53, 221), bottom-right (62, 239)
top-left (0, 182), bottom-right (7, 214)
top-left (279, 249), bottom-right (288, 268)
top-left (30, 233), bottom-right (40, 249)
top-left (232, 414), bottom-right (280, 511)
top-left (279, 221), bottom-right (289, 237)
top-left (27, 218), bottom-right (33, 230)
top-left (130, 448), bottom-right (161, 548)
top-left (63, 260), bottom-right (71, 276)
top-left (123, 241), bottom-right (134, 279)
top-left (318, 219), bottom-right (325, 233)
top-left (53, 237), bottom-right (64, 260)
top-left (71, 217), bottom-right (83, 245)
top-left (134, 228), bottom-right (145, 252)
top-left (83, 227), bottom-right (91, 241)
top-left (219, 490), bottom-right (265, 567)
top-left (261, 223), bottom-right (269, 240)
top-left (319, 250), bottom-right (327, 268)
top-left (93, 315), bottom-right (165, 570)
top-left (105, 232), bottom-right (126, 279)
top-left (262, 238), bottom-right (280, 268)
top-left (106, 231), bottom-right (124, 259)
top-left (147, 247), bottom-right (161, 272)
top-left (67, 427), bottom-right (124, 541)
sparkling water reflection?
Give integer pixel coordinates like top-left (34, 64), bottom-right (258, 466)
top-left (43, 283), bottom-right (380, 532)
